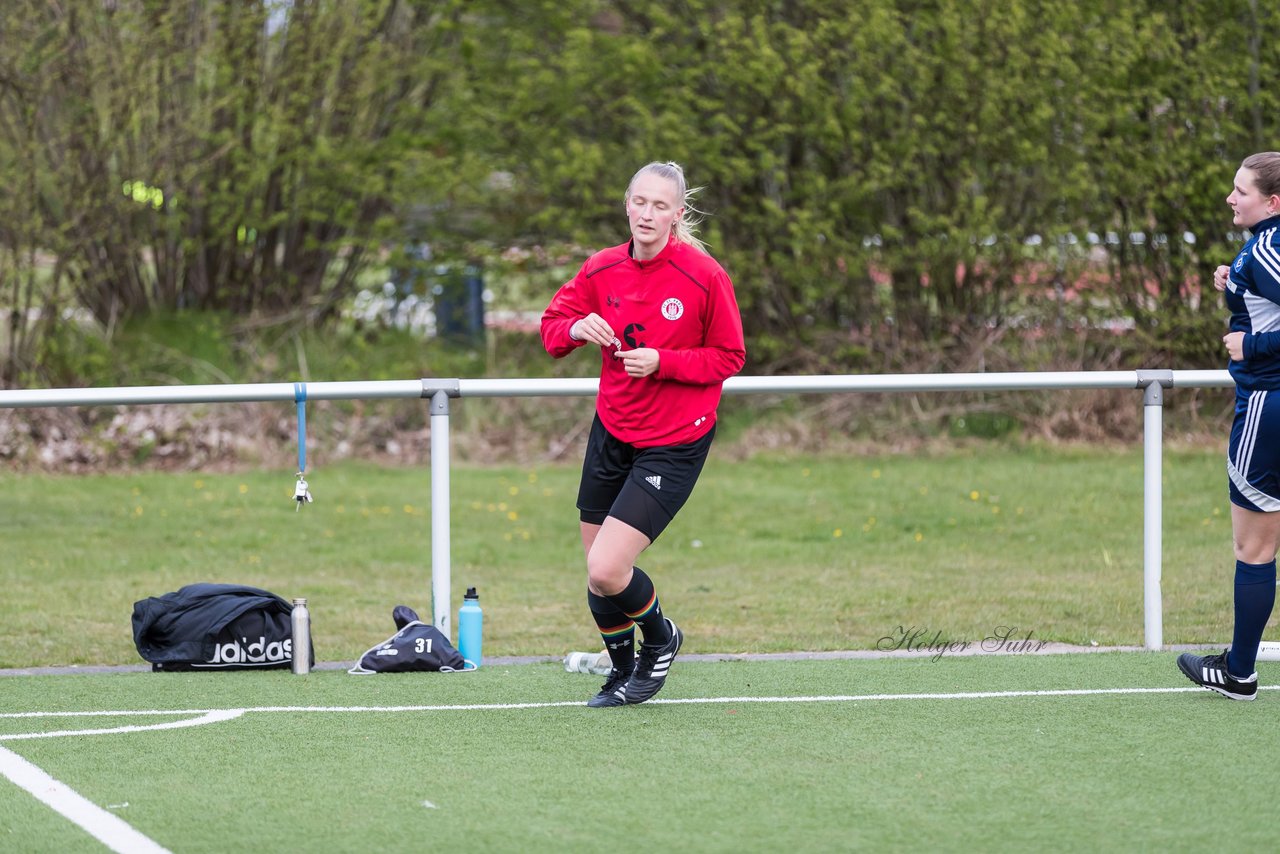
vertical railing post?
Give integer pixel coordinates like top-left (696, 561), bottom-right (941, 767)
top-left (430, 389), bottom-right (451, 635)
top-left (425, 382), bottom-right (460, 635)
top-left (1138, 371), bottom-right (1174, 650)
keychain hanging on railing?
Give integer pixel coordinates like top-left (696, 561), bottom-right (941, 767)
top-left (293, 382), bottom-right (313, 511)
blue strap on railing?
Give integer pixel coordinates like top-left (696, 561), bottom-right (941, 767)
top-left (294, 382), bottom-right (307, 475)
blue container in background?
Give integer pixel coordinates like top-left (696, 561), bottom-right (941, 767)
top-left (458, 587), bottom-right (483, 667)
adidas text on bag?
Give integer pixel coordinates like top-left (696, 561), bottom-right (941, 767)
top-left (131, 583), bottom-right (313, 672)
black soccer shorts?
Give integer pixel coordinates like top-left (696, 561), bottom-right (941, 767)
top-left (576, 414), bottom-right (716, 542)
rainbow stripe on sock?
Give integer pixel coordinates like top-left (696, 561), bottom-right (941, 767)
top-left (624, 591), bottom-right (658, 621)
top-left (599, 620), bottom-right (635, 638)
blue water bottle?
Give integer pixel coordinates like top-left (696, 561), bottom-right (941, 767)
top-left (458, 587), bottom-right (483, 668)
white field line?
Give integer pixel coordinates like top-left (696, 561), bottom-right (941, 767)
top-left (0, 686), bottom-right (1251, 851)
top-left (0, 745), bottom-right (172, 854)
top-left (1, 711), bottom-right (241, 853)
top-left (2, 682), bottom-right (1272, 729)
top-left (0, 709), bottom-right (244, 742)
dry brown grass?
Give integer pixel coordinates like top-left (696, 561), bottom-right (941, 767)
top-left (0, 381), bottom-right (1230, 475)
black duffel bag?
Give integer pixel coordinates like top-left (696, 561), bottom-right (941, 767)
top-left (132, 582), bottom-right (313, 672)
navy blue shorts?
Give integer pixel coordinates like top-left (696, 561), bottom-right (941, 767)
top-left (1228, 387), bottom-right (1280, 512)
top-left (576, 415), bottom-right (715, 542)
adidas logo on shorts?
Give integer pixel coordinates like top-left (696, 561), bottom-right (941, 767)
top-left (645, 475), bottom-right (662, 490)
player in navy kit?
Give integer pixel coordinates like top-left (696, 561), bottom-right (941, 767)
top-left (541, 162), bottom-right (746, 707)
top-left (1179, 152), bottom-right (1280, 700)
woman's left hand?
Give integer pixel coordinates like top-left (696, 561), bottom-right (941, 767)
top-left (614, 347), bottom-right (660, 378)
top-left (1224, 331), bottom-right (1246, 361)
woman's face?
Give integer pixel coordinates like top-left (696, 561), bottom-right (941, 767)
top-left (1227, 167), bottom-right (1277, 229)
top-left (626, 173), bottom-right (683, 260)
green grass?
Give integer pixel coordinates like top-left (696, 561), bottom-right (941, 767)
top-left (0, 445), bottom-right (1248, 670)
top-left (3, 654), bottom-right (1279, 852)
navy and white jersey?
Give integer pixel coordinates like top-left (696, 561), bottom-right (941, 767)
top-left (1225, 213), bottom-right (1280, 390)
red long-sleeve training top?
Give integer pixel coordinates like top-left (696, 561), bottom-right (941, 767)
top-left (541, 238), bottom-right (746, 448)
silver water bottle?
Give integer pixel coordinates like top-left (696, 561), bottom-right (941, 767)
top-left (564, 650), bottom-right (613, 675)
top-left (291, 598), bottom-right (311, 675)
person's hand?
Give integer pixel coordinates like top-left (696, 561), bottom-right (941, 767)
top-left (1224, 330), bottom-right (1246, 361)
top-left (1214, 265), bottom-right (1231, 292)
top-left (569, 313), bottom-right (615, 347)
top-left (615, 347), bottom-right (660, 378)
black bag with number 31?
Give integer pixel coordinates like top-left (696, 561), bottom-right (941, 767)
top-left (348, 605), bottom-right (471, 674)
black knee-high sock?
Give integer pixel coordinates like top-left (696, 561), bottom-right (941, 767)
top-left (588, 589), bottom-right (636, 672)
top-left (605, 566), bottom-right (671, 646)
top-left (1228, 559), bottom-right (1277, 677)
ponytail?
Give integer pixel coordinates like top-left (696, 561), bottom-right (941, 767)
top-left (625, 161), bottom-right (709, 254)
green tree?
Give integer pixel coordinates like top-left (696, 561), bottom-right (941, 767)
top-left (1, 0), bottom-right (472, 329)
top-left (1079, 1), bottom-right (1264, 366)
top-left (7, 0), bottom-right (1280, 388)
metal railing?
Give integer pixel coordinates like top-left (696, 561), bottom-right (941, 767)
top-left (0, 370), bottom-right (1237, 647)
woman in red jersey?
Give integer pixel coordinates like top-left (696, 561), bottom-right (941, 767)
top-left (541, 161), bottom-right (746, 707)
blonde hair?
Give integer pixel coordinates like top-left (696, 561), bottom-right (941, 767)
top-left (625, 161), bottom-right (709, 254)
top-left (1243, 152), bottom-right (1280, 198)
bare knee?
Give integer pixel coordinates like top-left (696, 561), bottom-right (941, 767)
top-left (1234, 538), bottom-right (1279, 565)
top-left (586, 555), bottom-right (630, 596)
top-left (1231, 508), bottom-right (1280, 564)
top-left (584, 518), bottom-right (650, 595)
top-left (588, 570), bottom-right (628, 596)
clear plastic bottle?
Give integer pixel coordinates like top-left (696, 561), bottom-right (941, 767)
top-left (458, 587), bottom-right (483, 668)
top-left (291, 598), bottom-right (311, 675)
top-left (564, 650), bottom-right (612, 675)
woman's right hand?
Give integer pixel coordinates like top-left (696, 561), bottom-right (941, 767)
top-left (1214, 264), bottom-right (1230, 292)
top-left (569, 313), bottom-right (616, 347)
